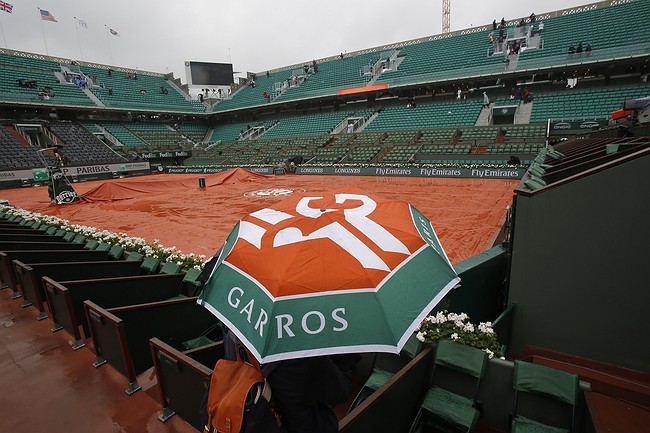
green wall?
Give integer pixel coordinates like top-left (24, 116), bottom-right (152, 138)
top-left (508, 153), bottom-right (650, 373)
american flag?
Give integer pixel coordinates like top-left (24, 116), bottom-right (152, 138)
top-left (0, 2), bottom-right (13, 14)
top-left (40, 9), bottom-right (58, 22)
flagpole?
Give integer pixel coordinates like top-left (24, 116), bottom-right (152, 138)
top-left (104, 25), bottom-right (113, 64)
top-left (37, 8), bottom-right (49, 55)
top-left (0, 14), bottom-right (7, 48)
top-left (73, 17), bottom-right (84, 60)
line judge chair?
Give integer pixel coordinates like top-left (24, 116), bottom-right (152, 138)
top-left (409, 339), bottom-right (488, 433)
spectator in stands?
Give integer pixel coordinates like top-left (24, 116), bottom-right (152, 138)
top-left (340, 52), bottom-right (344, 59)
top-left (133, 72), bottom-right (138, 80)
top-left (515, 87), bottom-right (522, 101)
top-left (239, 129), bottom-right (244, 139)
top-left (303, 65), bottom-right (309, 75)
top-left (576, 42), bottom-right (583, 54)
top-left (139, 89), bottom-right (146, 94)
top-left (488, 31), bottom-right (494, 45)
top-left (493, 19), bottom-right (497, 30)
top-left (198, 93), bottom-right (203, 102)
top-left (568, 44), bottom-right (575, 55)
top-left (108, 87), bottom-right (113, 96)
top-left (263, 91), bottom-right (270, 102)
top-left (508, 155), bottom-right (521, 165)
top-left (529, 13), bottom-right (536, 23)
top-left (499, 28), bottom-right (504, 40)
top-left (127, 72), bottom-right (131, 79)
top-left (518, 18), bottom-right (525, 27)
top-left (457, 89), bottom-right (462, 100)
top-left (585, 43), bottom-right (592, 56)
top-left (107, 68), bottom-right (112, 77)
top-left (312, 59), bottom-right (318, 73)
top-left (500, 17), bottom-right (506, 28)
top-left (38, 91), bottom-right (50, 101)
top-left (483, 92), bottom-right (490, 108)
top-left (266, 71), bottom-right (270, 78)
top-left (538, 21), bottom-right (544, 35)
top-left (523, 88), bottom-right (532, 103)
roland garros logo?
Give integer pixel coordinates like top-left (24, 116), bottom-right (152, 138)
top-left (238, 193), bottom-right (412, 271)
top-left (244, 188), bottom-right (306, 198)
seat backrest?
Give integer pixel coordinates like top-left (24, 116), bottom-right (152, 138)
top-left (96, 242), bottom-right (111, 251)
top-left (140, 256), bottom-right (161, 273)
top-left (431, 340), bottom-right (488, 401)
top-left (160, 261), bottom-right (182, 275)
top-left (108, 244), bottom-right (124, 259)
top-left (513, 360), bottom-right (579, 404)
top-left (435, 340), bottom-right (488, 379)
top-left (512, 360), bottom-right (580, 430)
top-left (126, 251), bottom-right (144, 261)
top-left (84, 239), bottom-right (99, 250)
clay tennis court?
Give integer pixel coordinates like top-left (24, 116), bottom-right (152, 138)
top-left (2, 169), bottom-right (518, 264)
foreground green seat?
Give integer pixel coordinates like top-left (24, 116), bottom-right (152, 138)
top-left (108, 244), bottom-right (124, 259)
top-left (511, 361), bottom-right (580, 433)
top-left (140, 256), bottom-right (161, 274)
top-left (348, 333), bottom-right (423, 412)
top-left (84, 239), bottom-right (100, 250)
top-left (96, 242), bottom-right (111, 251)
top-left (409, 340), bottom-right (488, 433)
top-left (159, 261), bottom-right (182, 275)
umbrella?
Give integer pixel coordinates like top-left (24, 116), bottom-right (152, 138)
top-left (197, 187), bottom-right (459, 363)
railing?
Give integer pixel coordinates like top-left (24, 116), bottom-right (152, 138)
top-left (381, 43), bottom-right (650, 88)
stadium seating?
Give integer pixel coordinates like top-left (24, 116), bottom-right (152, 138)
top-left (366, 100), bottom-right (481, 132)
top-left (79, 65), bottom-right (206, 113)
top-left (0, 124), bottom-right (56, 169)
top-left (49, 122), bottom-right (126, 165)
top-left (529, 84), bottom-right (650, 122)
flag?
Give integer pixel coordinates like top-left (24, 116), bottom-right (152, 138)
top-left (40, 9), bottom-right (57, 22)
top-left (0, 2), bottom-right (13, 13)
top-left (77, 19), bottom-right (88, 29)
top-left (109, 28), bottom-right (119, 36)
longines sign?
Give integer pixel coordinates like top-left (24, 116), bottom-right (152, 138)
top-left (165, 166), bottom-right (526, 179)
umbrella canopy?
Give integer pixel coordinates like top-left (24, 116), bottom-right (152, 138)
top-left (198, 187), bottom-right (459, 363)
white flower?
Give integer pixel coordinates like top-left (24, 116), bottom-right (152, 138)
top-left (478, 322), bottom-right (494, 334)
top-left (483, 348), bottom-right (494, 359)
top-left (463, 323), bottom-right (475, 333)
top-left (450, 333), bottom-right (459, 340)
top-left (416, 332), bottom-right (425, 342)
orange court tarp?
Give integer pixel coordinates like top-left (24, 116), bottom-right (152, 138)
top-left (1, 168), bottom-right (517, 264)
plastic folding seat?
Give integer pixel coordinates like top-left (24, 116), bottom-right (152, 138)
top-left (409, 340), bottom-right (488, 433)
top-left (511, 361), bottom-right (580, 433)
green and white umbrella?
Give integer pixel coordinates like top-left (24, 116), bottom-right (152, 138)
top-left (198, 187), bottom-right (459, 363)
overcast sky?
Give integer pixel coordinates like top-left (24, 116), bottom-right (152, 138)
top-left (0, 0), bottom-right (597, 85)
